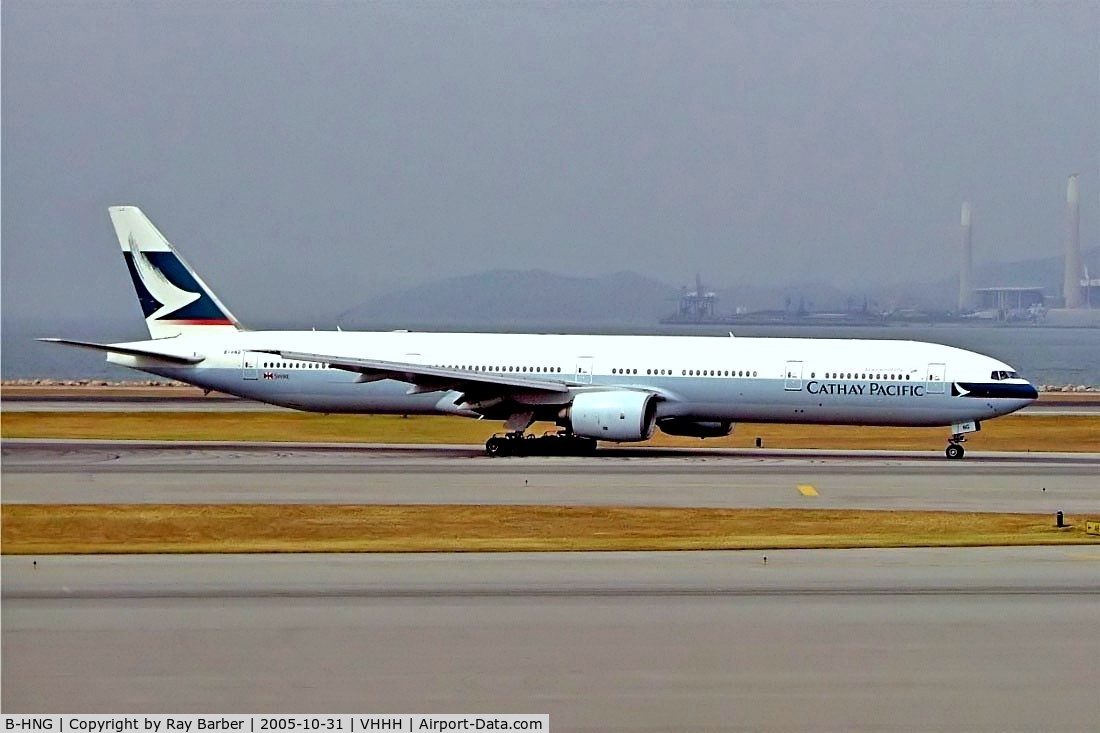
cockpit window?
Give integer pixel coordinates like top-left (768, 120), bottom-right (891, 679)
top-left (990, 370), bottom-right (1020, 381)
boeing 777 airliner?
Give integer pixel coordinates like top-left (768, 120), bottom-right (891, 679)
top-left (43, 207), bottom-right (1039, 458)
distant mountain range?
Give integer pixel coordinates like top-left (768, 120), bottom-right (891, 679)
top-left (970, 247), bottom-right (1099, 290)
top-left (339, 248), bottom-right (1099, 329)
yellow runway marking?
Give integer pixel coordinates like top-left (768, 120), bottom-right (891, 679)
top-left (798, 484), bottom-right (819, 497)
top-left (1064, 552), bottom-right (1100, 561)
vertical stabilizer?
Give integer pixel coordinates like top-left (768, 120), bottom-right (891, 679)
top-left (109, 206), bottom-right (242, 338)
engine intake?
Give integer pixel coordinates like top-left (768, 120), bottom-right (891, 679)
top-left (568, 390), bottom-right (657, 442)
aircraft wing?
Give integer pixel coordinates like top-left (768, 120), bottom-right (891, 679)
top-left (260, 349), bottom-right (571, 396)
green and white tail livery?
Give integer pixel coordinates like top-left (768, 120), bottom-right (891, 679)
top-left (110, 206), bottom-right (242, 339)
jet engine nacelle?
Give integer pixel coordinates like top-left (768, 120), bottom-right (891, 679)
top-left (568, 390), bottom-right (657, 442)
top-left (657, 418), bottom-right (734, 438)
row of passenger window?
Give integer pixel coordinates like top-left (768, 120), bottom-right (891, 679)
top-left (820, 372), bottom-right (911, 381)
top-left (612, 368), bottom-right (760, 377)
top-left (684, 369), bottom-right (758, 377)
top-left (262, 362), bottom-right (328, 369)
top-left (436, 365), bottom-right (563, 373)
top-left (260, 361), bottom-right (919, 383)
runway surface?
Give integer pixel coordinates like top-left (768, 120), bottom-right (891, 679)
top-left (4, 548), bottom-right (1099, 730)
top-left (4, 439), bottom-right (1099, 512)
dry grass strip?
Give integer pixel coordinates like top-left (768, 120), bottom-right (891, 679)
top-left (3, 505), bottom-right (1097, 554)
top-left (3, 412), bottom-right (1099, 452)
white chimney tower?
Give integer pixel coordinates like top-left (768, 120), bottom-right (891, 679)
top-left (1064, 175), bottom-right (1083, 308)
top-left (959, 202), bottom-right (973, 312)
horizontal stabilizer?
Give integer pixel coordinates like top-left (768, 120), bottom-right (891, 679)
top-left (38, 338), bottom-right (205, 365)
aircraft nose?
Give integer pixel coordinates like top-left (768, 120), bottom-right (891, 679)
top-left (1022, 382), bottom-right (1039, 401)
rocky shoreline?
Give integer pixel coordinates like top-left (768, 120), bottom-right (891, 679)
top-left (3, 379), bottom-right (191, 388)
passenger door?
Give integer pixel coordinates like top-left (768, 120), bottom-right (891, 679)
top-left (784, 360), bottom-right (804, 391)
top-left (242, 351), bottom-right (260, 380)
top-left (926, 363), bottom-right (946, 394)
top-left (575, 356), bottom-right (594, 384)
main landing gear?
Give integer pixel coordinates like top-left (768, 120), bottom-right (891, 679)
top-left (485, 431), bottom-right (598, 457)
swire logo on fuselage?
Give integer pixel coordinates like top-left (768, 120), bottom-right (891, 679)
top-left (805, 381), bottom-right (926, 397)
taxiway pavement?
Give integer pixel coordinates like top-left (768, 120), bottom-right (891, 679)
top-left (3, 548), bottom-right (1098, 730)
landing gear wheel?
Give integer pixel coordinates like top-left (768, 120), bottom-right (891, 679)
top-left (945, 443), bottom-right (964, 459)
top-left (485, 431), bottom-right (596, 457)
top-left (571, 436), bottom-right (598, 455)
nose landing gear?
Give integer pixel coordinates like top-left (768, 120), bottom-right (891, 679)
top-left (945, 420), bottom-right (980, 459)
top-left (945, 438), bottom-right (965, 459)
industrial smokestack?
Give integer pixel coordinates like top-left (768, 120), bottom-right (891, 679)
top-left (1064, 175), bottom-right (1083, 308)
top-left (959, 202), bottom-right (973, 312)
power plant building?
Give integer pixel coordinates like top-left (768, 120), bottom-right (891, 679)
top-left (958, 175), bottom-right (1096, 322)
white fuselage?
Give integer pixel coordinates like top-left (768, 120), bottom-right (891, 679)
top-left (108, 330), bottom-right (1037, 429)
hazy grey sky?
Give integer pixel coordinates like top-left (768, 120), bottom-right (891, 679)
top-left (2, 0), bottom-right (1097, 326)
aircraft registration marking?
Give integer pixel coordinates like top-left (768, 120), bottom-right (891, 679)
top-left (797, 484), bottom-right (819, 497)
